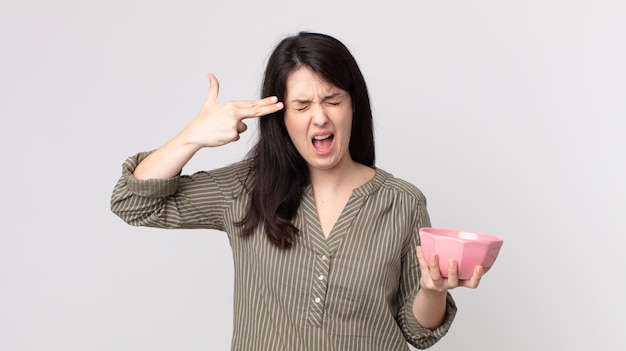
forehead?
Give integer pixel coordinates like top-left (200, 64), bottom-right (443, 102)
top-left (284, 67), bottom-right (341, 99)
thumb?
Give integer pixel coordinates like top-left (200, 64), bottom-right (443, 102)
top-left (205, 73), bottom-right (220, 104)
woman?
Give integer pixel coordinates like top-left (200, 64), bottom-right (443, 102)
top-left (111, 31), bottom-right (483, 350)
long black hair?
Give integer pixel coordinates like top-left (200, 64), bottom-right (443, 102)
top-left (238, 32), bottom-right (375, 249)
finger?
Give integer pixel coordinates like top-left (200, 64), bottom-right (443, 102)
top-left (237, 121), bottom-right (248, 134)
top-left (206, 73), bottom-right (220, 104)
top-left (415, 246), bottom-right (426, 266)
top-left (233, 96), bottom-right (279, 108)
top-left (236, 97), bottom-right (284, 120)
top-left (446, 259), bottom-right (459, 287)
top-left (428, 253), bottom-right (442, 282)
top-left (462, 266), bottom-right (483, 289)
top-left (415, 246), bottom-right (430, 277)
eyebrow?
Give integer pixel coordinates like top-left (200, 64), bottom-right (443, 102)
top-left (290, 92), bottom-right (344, 104)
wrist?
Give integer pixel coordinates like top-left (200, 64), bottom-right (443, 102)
top-left (418, 287), bottom-right (447, 301)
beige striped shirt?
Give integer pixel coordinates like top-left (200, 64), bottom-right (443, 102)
top-left (111, 152), bottom-right (457, 350)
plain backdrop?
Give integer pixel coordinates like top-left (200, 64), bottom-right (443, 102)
top-left (1, 1), bottom-right (625, 350)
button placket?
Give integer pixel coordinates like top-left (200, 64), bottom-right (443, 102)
top-left (307, 252), bottom-right (331, 327)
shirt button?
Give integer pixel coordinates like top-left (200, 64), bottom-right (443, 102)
top-left (314, 297), bottom-right (321, 303)
top-left (318, 274), bottom-right (324, 280)
top-left (321, 255), bottom-right (328, 261)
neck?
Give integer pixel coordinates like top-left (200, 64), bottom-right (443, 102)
top-left (309, 159), bottom-right (373, 193)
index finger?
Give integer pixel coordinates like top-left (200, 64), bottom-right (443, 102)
top-left (236, 96), bottom-right (284, 120)
top-left (415, 246), bottom-right (430, 273)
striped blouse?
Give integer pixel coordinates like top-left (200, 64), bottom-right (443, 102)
top-left (110, 152), bottom-right (457, 350)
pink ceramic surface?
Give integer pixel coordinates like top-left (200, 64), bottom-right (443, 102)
top-left (418, 227), bottom-right (503, 280)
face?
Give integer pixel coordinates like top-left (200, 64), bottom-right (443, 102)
top-left (283, 67), bottom-right (354, 172)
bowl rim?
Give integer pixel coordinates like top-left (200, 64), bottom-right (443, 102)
top-left (419, 227), bottom-right (503, 242)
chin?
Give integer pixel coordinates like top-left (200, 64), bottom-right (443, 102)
top-left (308, 158), bottom-right (346, 171)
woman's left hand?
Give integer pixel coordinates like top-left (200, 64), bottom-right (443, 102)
top-left (415, 246), bottom-right (483, 293)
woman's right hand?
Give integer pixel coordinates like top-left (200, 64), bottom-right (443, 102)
top-left (133, 74), bottom-right (283, 180)
top-left (181, 73), bottom-right (284, 148)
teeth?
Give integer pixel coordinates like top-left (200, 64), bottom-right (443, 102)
top-left (313, 134), bottom-right (332, 140)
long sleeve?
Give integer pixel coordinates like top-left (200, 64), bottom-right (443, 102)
top-left (395, 188), bottom-right (457, 349)
top-left (110, 152), bottom-right (250, 231)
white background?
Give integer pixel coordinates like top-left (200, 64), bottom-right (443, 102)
top-left (1, 1), bottom-right (625, 350)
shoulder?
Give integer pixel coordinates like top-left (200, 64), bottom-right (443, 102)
top-left (373, 168), bottom-right (432, 230)
top-left (375, 168), bottom-right (428, 204)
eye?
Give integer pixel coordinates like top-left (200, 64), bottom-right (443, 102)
top-left (327, 101), bottom-right (341, 106)
top-left (295, 105), bottom-right (309, 112)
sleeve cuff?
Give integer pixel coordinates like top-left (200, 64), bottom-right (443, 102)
top-left (122, 151), bottom-right (180, 198)
top-left (401, 291), bottom-right (457, 349)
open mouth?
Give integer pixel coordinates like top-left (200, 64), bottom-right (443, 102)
top-left (312, 133), bottom-right (334, 152)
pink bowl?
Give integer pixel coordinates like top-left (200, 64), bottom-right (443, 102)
top-left (418, 227), bottom-right (503, 280)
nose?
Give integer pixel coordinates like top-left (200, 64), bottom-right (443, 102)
top-left (311, 103), bottom-right (329, 126)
